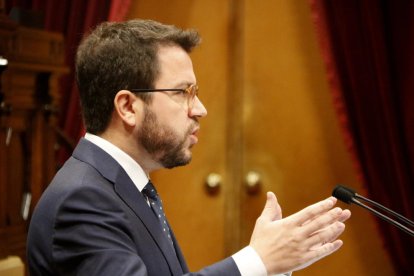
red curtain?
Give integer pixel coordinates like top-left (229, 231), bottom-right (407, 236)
top-left (6, 0), bottom-right (131, 164)
top-left (309, 0), bottom-right (414, 274)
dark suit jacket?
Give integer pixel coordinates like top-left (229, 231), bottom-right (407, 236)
top-left (27, 138), bottom-right (240, 276)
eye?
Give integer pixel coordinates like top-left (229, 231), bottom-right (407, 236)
top-left (172, 90), bottom-right (186, 96)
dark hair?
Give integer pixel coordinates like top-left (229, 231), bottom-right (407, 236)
top-left (76, 19), bottom-right (201, 134)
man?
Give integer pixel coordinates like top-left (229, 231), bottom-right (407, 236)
top-left (27, 19), bottom-right (351, 275)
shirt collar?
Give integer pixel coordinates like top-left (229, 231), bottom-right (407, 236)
top-left (84, 133), bottom-right (148, 192)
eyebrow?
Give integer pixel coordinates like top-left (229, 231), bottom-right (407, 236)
top-left (172, 81), bottom-right (194, 89)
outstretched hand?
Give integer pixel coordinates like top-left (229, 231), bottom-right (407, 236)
top-left (250, 192), bottom-right (351, 275)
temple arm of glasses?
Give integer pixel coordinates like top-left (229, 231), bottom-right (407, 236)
top-left (129, 88), bottom-right (184, 93)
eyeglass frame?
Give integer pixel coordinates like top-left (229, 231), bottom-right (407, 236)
top-left (129, 84), bottom-right (199, 109)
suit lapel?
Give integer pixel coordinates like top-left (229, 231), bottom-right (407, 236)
top-left (72, 139), bottom-right (184, 275)
top-left (170, 227), bottom-right (189, 273)
top-left (114, 171), bottom-right (184, 275)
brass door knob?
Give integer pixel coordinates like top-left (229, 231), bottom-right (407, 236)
top-left (245, 171), bottom-right (261, 194)
top-left (205, 173), bottom-right (221, 195)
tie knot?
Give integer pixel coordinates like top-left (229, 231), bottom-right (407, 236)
top-left (142, 181), bottom-right (158, 200)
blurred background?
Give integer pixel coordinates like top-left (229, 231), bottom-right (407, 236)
top-left (1, 0), bottom-right (414, 275)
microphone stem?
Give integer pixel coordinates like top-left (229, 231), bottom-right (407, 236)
top-left (352, 198), bottom-right (414, 237)
top-left (355, 194), bottom-right (414, 228)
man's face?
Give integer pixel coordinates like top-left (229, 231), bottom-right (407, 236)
top-left (137, 45), bottom-right (207, 169)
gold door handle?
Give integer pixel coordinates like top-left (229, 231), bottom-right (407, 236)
top-left (205, 173), bottom-right (221, 195)
top-left (245, 171), bottom-right (261, 194)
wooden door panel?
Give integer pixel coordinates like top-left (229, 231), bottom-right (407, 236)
top-left (126, 0), bottom-right (232, 271)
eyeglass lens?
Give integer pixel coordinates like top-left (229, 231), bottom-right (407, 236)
top-left (187, 85), bottom-right (198, 109)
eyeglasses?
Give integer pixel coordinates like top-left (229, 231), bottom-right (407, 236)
top-left (130, 84), bottom-right (199, 110)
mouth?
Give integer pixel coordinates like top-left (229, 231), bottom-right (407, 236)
top-left (189, 127), bottom-right (199, 145)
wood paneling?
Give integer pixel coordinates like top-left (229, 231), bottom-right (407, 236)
top-left (127, 0), bottom-right (232, 269)
top-left (0, 19), bottom-right (68, 262)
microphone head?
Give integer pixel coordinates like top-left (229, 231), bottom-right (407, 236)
top-left (332, 185), bottom-right (356, 204)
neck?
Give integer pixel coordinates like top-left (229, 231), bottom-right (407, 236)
top-left (98, 130), bottom-right (163, 175)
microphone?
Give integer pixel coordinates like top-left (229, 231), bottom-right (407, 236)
top-left (332, 185), bottom-right (414, 236)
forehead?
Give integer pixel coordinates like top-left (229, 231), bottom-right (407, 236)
top-left (155, 45), bottom-right (196, 88)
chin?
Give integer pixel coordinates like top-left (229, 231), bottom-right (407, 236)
top-left (164, 158), bottom-right (191, 169)
top-left (162, 151), bottom-right (192, 169)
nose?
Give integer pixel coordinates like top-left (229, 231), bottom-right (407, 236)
top-left (188, 96), bottom-right (207, 118)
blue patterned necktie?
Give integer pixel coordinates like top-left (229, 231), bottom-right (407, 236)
top-left (142, 181), bottom-right (173, 245)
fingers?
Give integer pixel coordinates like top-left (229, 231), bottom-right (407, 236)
top-left (338, 209), bottom-right (351, 222)
top-left (295, 237), bottom-right (344, 272)
top-left (250, 194), bottom-right (350, 274)
top-left (259, 192), bottom-right (283, 221)
top-left (303, 205), bottom-right (351, 238)
top-left (307, 221), bottom-right (346, 247)
top-left (286, 197), bottom-right (349, 254)
top-left (304, 239), bottom-right (344, 267)
top-left (304, 207), bottom-right (345, 235)
top-left (289, 197), bottom-right (337, 226)
top-left (312, 239), bottom-right (343, 260)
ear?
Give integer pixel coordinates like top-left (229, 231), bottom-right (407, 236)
top-left (113, 90), bottom-right (143, 127)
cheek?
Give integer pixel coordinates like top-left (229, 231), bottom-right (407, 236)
top-left (150, 95), bottom-right (190, 132)
top-left (155, 107), bottom-right (188, 129)
top-left (161, 114), bottom-right (187, 132)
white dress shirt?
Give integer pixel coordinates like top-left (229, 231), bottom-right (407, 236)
top-left (84, 133), bottom-right (291, 276)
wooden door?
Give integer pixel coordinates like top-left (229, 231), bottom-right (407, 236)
top-left (126, 0), bottom-right (233, 270)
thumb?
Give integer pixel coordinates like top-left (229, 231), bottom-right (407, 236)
top-left (259, 192), bottom-right (282, 221)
